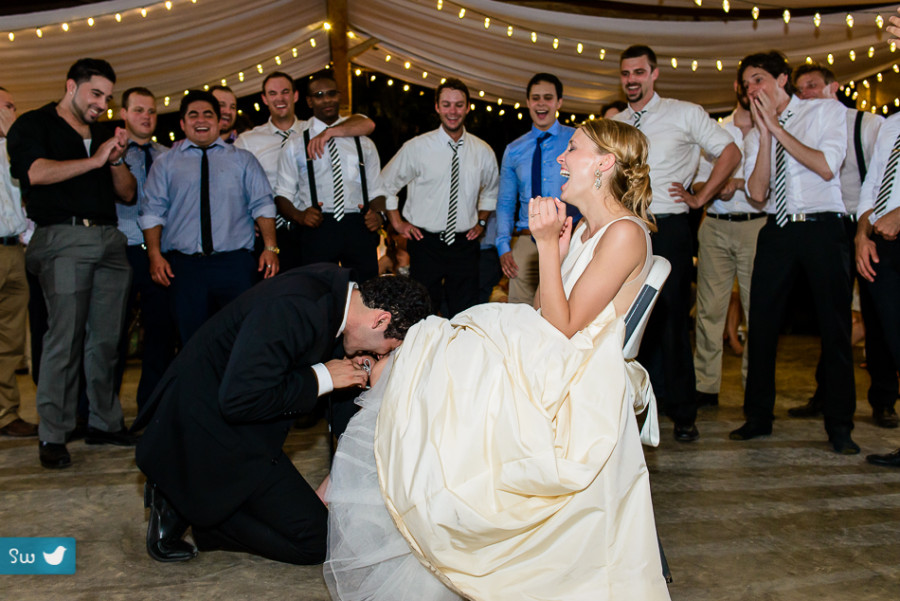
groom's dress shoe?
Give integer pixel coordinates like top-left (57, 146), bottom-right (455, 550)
top-left (85, 427), bottom-right (138, 446)
top-left (144, 482), bottom-right (197, 562)
top-left (866, 448), bottom-right (900, 467)
top-left (787, 398), bottom-right (821, 418)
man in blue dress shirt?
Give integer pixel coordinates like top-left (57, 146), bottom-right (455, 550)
top-left (116, 87), bottom-right (176, 412)
top-left (496, 73), bottom-right (579, 304)
top-left (139, 91), bottom-right (278, 343)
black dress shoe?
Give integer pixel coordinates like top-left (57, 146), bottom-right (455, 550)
top-left (85, 427), bottom-right (138, 446)
top-left (828, 429), bottom-right (860, 455)
top-left (872, 407), bottom-right (899, 429)
top-left (787, 398), bottom-right (821, 418)
top-left (39, 441), bottom-right (71, 469)
top-left (695, 392), bottom-right (719, 408)
top-left (866, 448), bottom-right (900, 467)
top-left (144, 482), bottom-right (197, 562)
top-left (729, 421), bottom-right (772, 441)
top-left (673, 423), bottom-right (699, 442)
top-left (65, 417), bottom-right (89, 442)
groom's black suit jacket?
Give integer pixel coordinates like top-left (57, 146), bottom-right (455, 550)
top-left (134, 264), bottom-right (351, 526)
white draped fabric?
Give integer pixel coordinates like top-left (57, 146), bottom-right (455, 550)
top-left (1, 0), bottom-right (897, 113)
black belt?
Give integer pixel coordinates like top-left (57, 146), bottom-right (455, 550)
top-left (767, 212), bottom-right (845, 223)
top-left (843, 213), bottom-right (858, 223)
top-left (55, 216), bottom-right (118, 227)
top-left (706, 212), bottom-right (765, 222)
top-left (0, 235), bottom-right (20, 246)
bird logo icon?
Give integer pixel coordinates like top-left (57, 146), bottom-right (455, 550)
top-left (42, 545), bottom-right (67, 566)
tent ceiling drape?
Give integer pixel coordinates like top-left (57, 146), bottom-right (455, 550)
top-left (1, 0), bottom-right (899, 114)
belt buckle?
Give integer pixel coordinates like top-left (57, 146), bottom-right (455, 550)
top-left (81, 218), bottom-right (93, 227)
top-left (789, 214), bottom-right (806, 223)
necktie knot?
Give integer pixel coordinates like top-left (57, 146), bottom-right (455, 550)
top-left (632, 110), bottom-right (647, 129)
top-left (778, 110), bottom-right (793, 127)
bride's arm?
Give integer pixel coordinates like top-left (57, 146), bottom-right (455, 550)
top-left (537, 216), bottom-right (646, 337)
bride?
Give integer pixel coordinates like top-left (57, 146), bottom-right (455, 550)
top-left (324, 119), bottom-right (671, 601)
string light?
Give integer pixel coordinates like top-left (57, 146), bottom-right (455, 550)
top-left (846, 14), bottom-right (854, 28)
top-left (722, 0), bottom-right (729, 14)
top-left (115, 13), bottom-right (122, 22)
top-left (437, 0), bottom-right (443, 10)
top-left (552, 38), bottom-right (559, 50)
top-left (863, 79), bottom-right (870, 88)
top-left (478, 90), bottom-right (485, 97)
top-left (458, 8), bottom-right (465, 18)
top-left (694, 0), bottom-right (702, 6)
top-left (354, 68), bottom-right (362, 76)
top-left (892, 42), bottom-right (897, 53)
top-left (716, 60), bottom-right (723, 71)
top-left (256, 64), bottom-right (263, 73)
top-left (691, 60), bottom-right (698, 71)
top-left (370, 75), bottom-right (376, 82)
top-left (35, 28), bottom-right (42, 38)
top-left (238, 71), bottom-right (244, 82)
top-left (894, 64), bottom-right (899, 73)
top-left (323, 22), bottom-right (332, 31)
top-left (403, 84), bottom-right (410, 91)
top-left (168, 132), bottom-right (175, 142)
top-left (164, 96), bottom-right (170, 106)
top-left (599, 49), bottom-right (606, 60)
top-left (422, 71), bottom-right (428, 78)
top-left (220, 78), bottom-right (227, 86)
top-left (310, 38), bottom-right (316, 47)
top-left (517, 113), bottom-right (523, 120)
top-left (868, 46), bottom-right (875, 58)
top-left (752, 6), bottom-right (759, 20)
top-left (7, 32), bottom-right (13, 41)
top-left (805, 56), bottom-right (812, 64)
top-left (849, 50), bottom-right (856, 61)
top-left (895, 98), bottom-right (899, 107)
top-left (486, 105), bottom-right (492, 112)
top-left (387, 79), bottom-right (394, 86)
top-left (782, 10), bottom-right (790, 24)
top-left (385, 54), bottom-right (391, 62)
top-left (531, 32), bottom-right (537, 43)
top-left (877, 73), bottom-right (883, 82)
top-left (253, 102), bottom-right (260, 111)
top-left (671, 57), bottom-right (678, 69)
top-left (514, 102), bottom-right (520, 109)
top-left (61, 22), bottom-right (69, 31)
top-left (141, 8), bottom-right (147, 17)
top-left (404, 61), bottom-right (411, 69)
top-left (876, 14), bottom-right (884, 28)
top-left (484, 17), bottom-right (490, 29)
top-left (275, 55), bottom-right (282, 65)
top-left (507, 25), bottom-right (513, 37)
top-left (813, 13), bottom-right (821, 27)
top-left (203, 84), bottom-right (209, 90)
top-left (497, 98), bottom-right (503, 105)
top-left (576, 43), bottom-right (583, 54)
top-left (165, 1), bottom-right (172, 9)
top-left (87, 17), bottom-right (94, 26)
top-left (827, 54), bottom-right (834, 65)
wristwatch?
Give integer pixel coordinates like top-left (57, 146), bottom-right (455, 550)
top-left (477, 219), bottom-right (487, 228)
top-left (264, 246), bottom-right (280, 254)
top-left (110, 158), bottom-right (125, 166)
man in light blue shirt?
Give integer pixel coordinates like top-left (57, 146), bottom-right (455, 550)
top-left (496, 73), bottom-right (578, 304)
top-left (139, 90), bottom-right (278, 343)
top-left (116, 87), bottom-right (175, 411)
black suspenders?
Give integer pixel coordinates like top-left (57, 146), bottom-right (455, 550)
top-left (302, 128), bottom-right (368, 211)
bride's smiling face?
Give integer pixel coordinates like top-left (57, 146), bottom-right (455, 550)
top-left (557, 128), bottom-right (602, 203)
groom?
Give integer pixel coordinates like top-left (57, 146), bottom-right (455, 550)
top-left (133, 264), bottom-right (430, 564)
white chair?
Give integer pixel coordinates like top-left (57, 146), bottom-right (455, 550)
top-left (623, 255), bottom-right (671, 360)
top-left (621, 255), bottom-right (673, 584)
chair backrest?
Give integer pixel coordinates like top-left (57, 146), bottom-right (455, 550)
top-left (622, 255), bottom-right (671, 360)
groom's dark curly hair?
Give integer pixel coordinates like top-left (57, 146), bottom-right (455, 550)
top-left (359, 275), bottom-right (431, 340)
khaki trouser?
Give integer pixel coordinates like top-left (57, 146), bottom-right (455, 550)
top-left (693, 215), bottom-right (764, 393)
top-left (0, 243), bottom-right (28, 429)
top-left (508, 234), bottom-right (539, 305)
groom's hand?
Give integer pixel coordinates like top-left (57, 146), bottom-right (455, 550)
top-left (325, 358), bottom-right (370, 389)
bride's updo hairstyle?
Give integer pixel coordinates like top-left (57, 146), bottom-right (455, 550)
top-left (580, 119), bottom-right (655, 231)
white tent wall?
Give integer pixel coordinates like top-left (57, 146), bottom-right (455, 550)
top-left (1, 0), bottom-right (898, 115)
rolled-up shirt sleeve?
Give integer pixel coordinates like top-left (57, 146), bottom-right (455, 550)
top-left (273, 138), bottom-right (302, 207)
top-left (477, 149), bottom-right (499, 212)
top-left (242, 152), bottom-right (276, 220)
top-left (138, 156), bottom-right (169, 230)
top-left (378, 141), bottom-right (417, 211)
top-left (819, 102), bottom-right (849, 177)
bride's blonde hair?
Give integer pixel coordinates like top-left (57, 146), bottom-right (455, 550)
top-left (580, 119), bottom-right (655, 232)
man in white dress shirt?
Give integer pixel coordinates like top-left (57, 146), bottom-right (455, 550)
top-left (273, 72), bottom-right (383, 282)
top-left (237, 72), bottom-right (375, 270)
top-left (857, 112), bottom-right (900, 466)
top-left (693, 85), bottom-right (764, 409)
top-left (730, 51), bottom-right (857, 454)
top-left (379, 78), bottom-right (499, 315)
top-left (0, 87), bottom-right (38, 438)
top-left (612, 45), bottom-right (741, 442)
top-left (788, 64), bottom-right (896, 429)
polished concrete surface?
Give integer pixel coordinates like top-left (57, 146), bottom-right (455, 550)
top-left (1, 335), bottom-right (898, 600)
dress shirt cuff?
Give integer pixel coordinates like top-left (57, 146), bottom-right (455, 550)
top-left (251, 202), bottom-right (277, 220)
top-left (496, 238), bottom-right (512, 256)
top-left (137, 215), bottom-right (166, 231)
top-left (312, 363), bottom-right (333, 396)
top-left (384, 194), bottom-right (400, 211)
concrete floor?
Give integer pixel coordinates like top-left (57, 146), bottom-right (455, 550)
top-left (1, 335), bottom-right (898, 600)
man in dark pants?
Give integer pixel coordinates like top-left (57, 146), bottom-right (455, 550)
top-left (857, 111), bottom-right (900, 466)
top-left (379, 78), bottom-right (499, 316)
top-left (731, 52), bottom-right (857, 454)
top-left (115, 86), bottom-right (176, 411)
top-left (133, 266), bottom-right (430, 564)
top-left (8, 58), bottom-right (137, 468)
top-left (139, 90), bottom-right (279, 344)
top-left (273, 72), bottom-right (383, 282)
top-left (612, 45), bottom-right (741, 442)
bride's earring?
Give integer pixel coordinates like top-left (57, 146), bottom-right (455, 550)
top-left (593, 169), bottom-right (603, 190)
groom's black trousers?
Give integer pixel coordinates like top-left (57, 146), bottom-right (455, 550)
top-left (192, 452), bottom-right (327, 565)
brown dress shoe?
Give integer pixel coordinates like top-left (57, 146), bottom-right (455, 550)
top-left (0, 418), bottom-right (39, 437)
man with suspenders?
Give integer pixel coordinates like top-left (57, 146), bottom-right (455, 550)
top-left (273, 72), bottom-right (383, 282)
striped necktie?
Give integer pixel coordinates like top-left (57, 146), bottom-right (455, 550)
top-left (276, 128), bottom-right (294, 147)
top-left (443, 139), bottom-right (463, 245)
top-left (873, 131), bottom-right (900, 219)
top-left (773, 110), bottom-right (793, 227)
top-left (632, 109), bottom-right (647, 130)
top-left (328, 138), bottom-right (345, 221)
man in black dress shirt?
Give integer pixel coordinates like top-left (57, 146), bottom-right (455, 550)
top-left (7, 58), bottom-right (136, 469)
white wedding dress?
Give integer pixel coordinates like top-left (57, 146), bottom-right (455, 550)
top-left (325, 217), bottom-right (670, 601)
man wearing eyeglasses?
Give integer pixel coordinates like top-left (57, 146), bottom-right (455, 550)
top-left (273, 72), bottom-right (383, 281)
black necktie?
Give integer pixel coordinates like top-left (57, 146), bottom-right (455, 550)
top-left (200, 147), bottom-right (213, 255)
top-left (531, 132), bottom-right (551, 198)
top-left (141, 143), bottom-right (153, 177)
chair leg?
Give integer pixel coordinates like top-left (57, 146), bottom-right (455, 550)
top-left (658, 533), bottom-right (672, 583)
